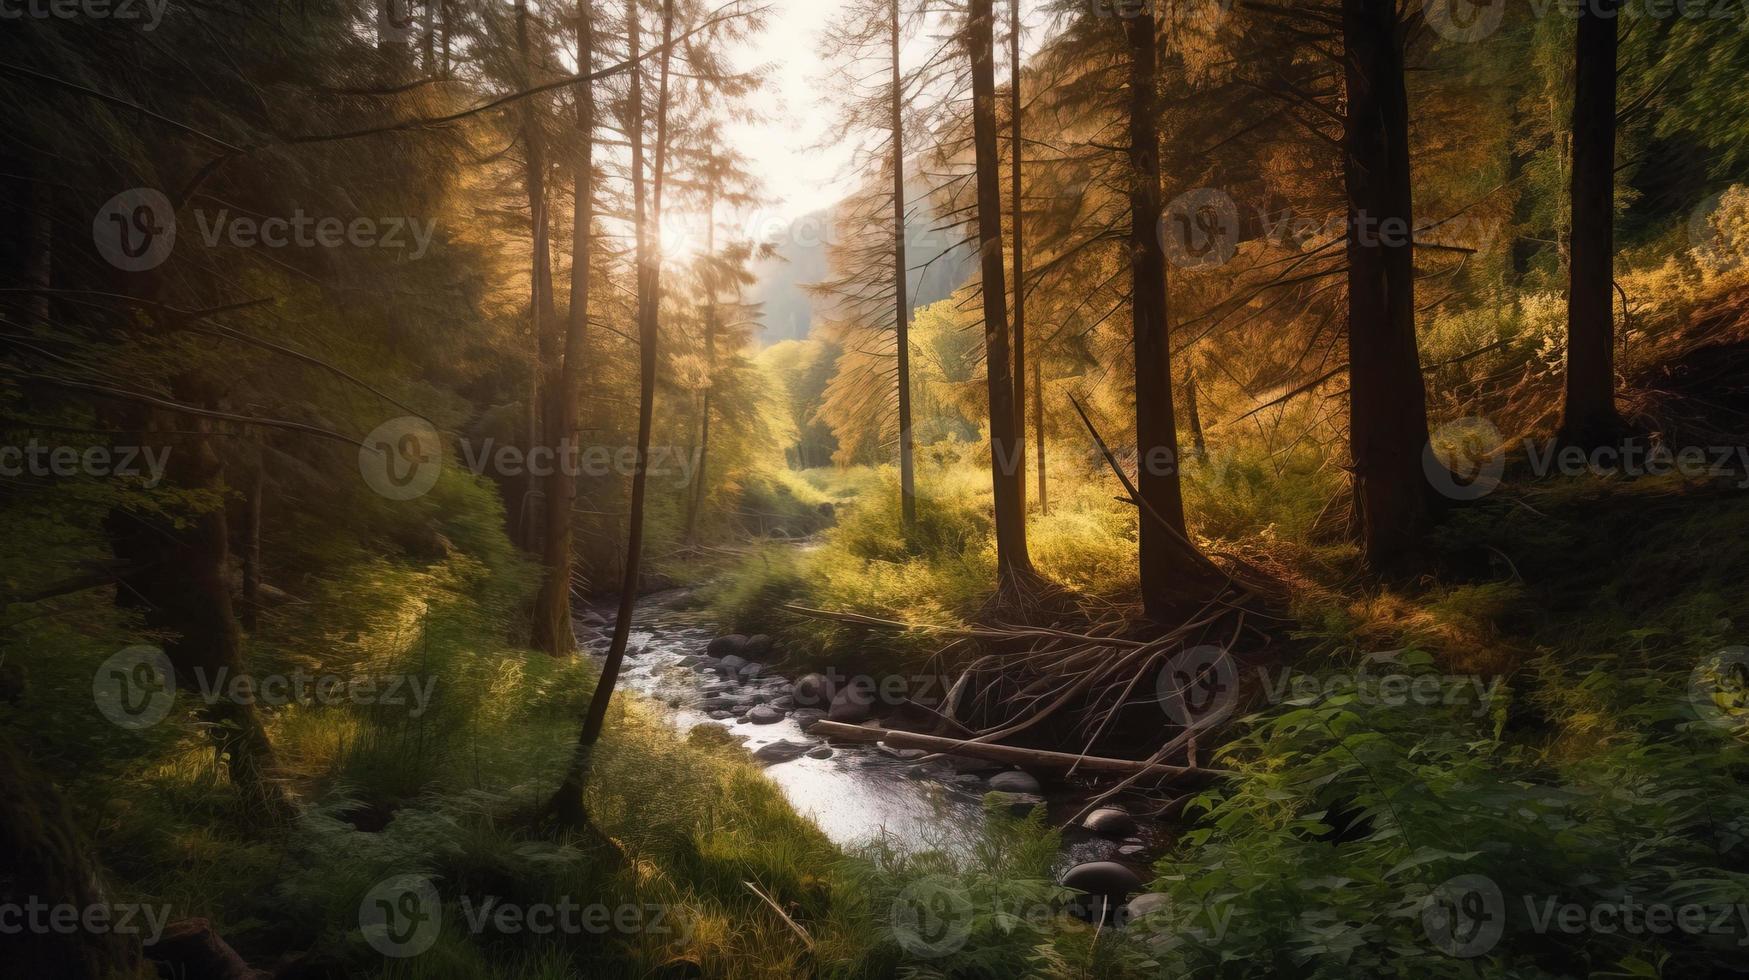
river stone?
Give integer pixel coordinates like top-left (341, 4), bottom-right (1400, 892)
top-left (792, 673), bottom-right (835, 708)
top-left (878, 743), bottom-right (928, 761)
top-left (986, 791), bottom-right (1045, 817)
top-left (827, 676), bottom-right (878, 723)
top-left (790, 708), bottom-right (826, 731)
top-left (770, 695), bottom-right (796, 711)
top-left (718, 654), bottom-right (747, 676)
top-left (708, 710), bottom-right (733, 720)
top-left (744, 634), bottom-right (775, 658)
top-left (1124, 893), bottom-right (1171, 923)
top-left (707, 635), bottom-right (748, 658)
top-left (753, 739), bottom-right (812, 764)
top-left (746, 705), bottom-right (784, 725)
top-left (806, 745), bottom-right (834, 760)
top-left (1115, 844), bottom-right (1146, 858)
top-left (988, 770), bottom-right (1041, 794)
top-left (1060, 862), bottom-right (1144, 902)
top-left (690, 658), bottom-right (718, 673)
top-left (1082, 807), bottom-right (1138, 838)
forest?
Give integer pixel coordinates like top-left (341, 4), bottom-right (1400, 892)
top-left (5, 0), bottom-right (1749, 976)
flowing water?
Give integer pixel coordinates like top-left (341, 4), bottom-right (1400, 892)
top-left (576, 590), bottom-right (1156, 871)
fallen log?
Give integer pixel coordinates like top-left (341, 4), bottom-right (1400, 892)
top-left (807, 721), bottom-right (1232, 780)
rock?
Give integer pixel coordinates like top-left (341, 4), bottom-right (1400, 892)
top-left (708, 710), bottom-right (733, 720)
top-left (746, 705), bottom-right (784, 725)
top-left (1059, 861), bottom-right (1145, 905)
top-left (580, 610), bottom-right (608, 627)
top-left (707, 634), bottom-right (748, 658)
top-left (827, 676), bottom-right (879, 723)
top-left (770, 695), bottom-right (796, 711)
top-left (1082, 807), bottom-right (1138, 839)
top-left (737, 662), bottom-right (767, 682)
top-left (806, 745), bottom-right (834, 759)
top-left (792, 673), bottom-right (836, 708)
top-left (753, 739), bottom-right (813, 764)
top-left (719, 654), bottom-right (748, 676)
top-left (1123, 893), bottom-right (1171, 924)
top-left (744, 634), bottom-right (775, 659)
top-left (676, 655), bottom-right (701, 667)
top-left (1116, 844), bottom-right (1146, 858)
top-left (985, 791), bottom-right (1045, 817)
top-left (790, 709), bottom-right (826, 731)
top-left (987, 770), bottom-right (1041, 794)
top-left (878, 743), bottom-right (928, 762)
top-left (690, 658), bottom-right (718, 673)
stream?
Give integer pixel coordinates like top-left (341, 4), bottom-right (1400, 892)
top-left (576, 589), bottom-right (1161, 873)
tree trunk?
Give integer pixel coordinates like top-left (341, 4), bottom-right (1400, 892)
top-left (1126, 10), bottom-right (1215, 621)
top-left (1186, 363), bottom-right (1206, 461)
top-left (25, 176), bottom-right (51, 327)
top-left (532, 1), bottom-right (595, 656)
top-left (107, 411), bottom-right (290, 817)
top-left (893, 0), bottom-right (918, 529)
top-left (966, 0), bottom-right (1033, 588)
top-left (240, 456), bottom-right (262, 632)
top-left (1009, 0), bottom-right (1026, 513)
top-left (1033, 354), bottom-right (1047, 515)
top-left (685, 171), bottom-right (717, 544)
top-left (519, 0), bottom-right (558, 557)
top-left (1342, 0), bottom-right (1430, 573)
top-left (550, 0), bottom-right (674, 827)
top-left (1559, 0), bottom-right (1627, 449)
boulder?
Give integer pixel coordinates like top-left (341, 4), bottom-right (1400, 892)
top-left (1123, 893), bottom-right (1171, 924)
top-left (746, 705), bottom-right (784, 725)
top-left (987, 770), bottom-right (1041, 794)
top-left (1082, 807), bottom-right (1138, 839)
top-left (790, 708), bottom-right (826, 731)
top-left (743, 634), bottom-right (775, 659)
top-left (985, 791), bottom-right (1045, 817)
top-left (707, 634), bottom-right (749, 658)
top-left (827, 676), bottom-right (879, 723)
top-left (878, 743), bottom-right (928, 762)
top-left (708, 710), bottom-right (733, 720)
top-left (719, 654), bottom-right (748, 676)
top-left (752, 739), bottom-right (813, 764)
top-left (806, 745), bottom-right (834, 760)
top-left (791, 673), bottom-right (836, 708)
top-left (1059, 861), bottom-right (1145, 906)
top-left (1115, 844), bottom-right (1146, 858)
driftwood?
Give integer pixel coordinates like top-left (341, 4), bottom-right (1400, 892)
top-left (808, 720), bottom-right (1232, 780)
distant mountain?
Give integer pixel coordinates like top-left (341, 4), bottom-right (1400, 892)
top-left (749, 187), bottom-right (978, 346)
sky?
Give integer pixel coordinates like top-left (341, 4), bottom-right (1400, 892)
top-left (711, 0), bottom-right (1056, 240)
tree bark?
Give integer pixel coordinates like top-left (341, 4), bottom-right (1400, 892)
top-left (1033, 354), bottom-right (1047, 515)
top-left (1186, 363), bottom-right (1206, 461)
top-left (1342, 0), bottom-right (1430, 573)
top-left (894, 0), bottom-right (918, 529)
top-left (1559, 0), bottom-right (1627, 449)
top-left (1009, 0), bottom-right (1026, 513)
top-left (532, 0), bottom-right (595, 656)
top-left (966, 0), bottom-right (1033, 588)
top-left (550, 0), bottom-right (674, 827)
top-left (1126, 10), bottom-right (1214, 621)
